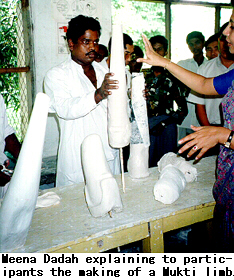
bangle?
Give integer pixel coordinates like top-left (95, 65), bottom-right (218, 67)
top-left (164, 60), bottom-right (172, 70)
top-left (224, 130), bottom-right (234, 148)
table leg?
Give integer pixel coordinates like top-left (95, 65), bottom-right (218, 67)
top-left (143, 219), bottom-right (164, 253)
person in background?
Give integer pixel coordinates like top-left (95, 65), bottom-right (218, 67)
top-left (187, 23), bottom-right (234, 157)
top-left (191, 22), bottom-right (234, 128)
top-left (44, 15), bottom-right (120, 188)
top-left (129, 45), bottom-right (144, 73)
top-left (99, 33), bottom-right (134, 90)
top-left (0, 94), bottom-right (21, 198)
top-left (95, 44), bottom-right (108, 63)
top-left (137, 6), bottom-right (234, 251)
top-left (205, 33), bottom-right (219, 60)
top-left (145, 35), bottom-right (189, 167)
top-left (177, 31), bottom-right (208, 140)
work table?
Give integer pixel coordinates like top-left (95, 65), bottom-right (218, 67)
top-left (14, 156), bottom-right (216, 253)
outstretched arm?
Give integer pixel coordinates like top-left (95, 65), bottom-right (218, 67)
top-left (137, 34), bottom-right (218, 96)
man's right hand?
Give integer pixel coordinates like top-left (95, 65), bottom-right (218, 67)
top-left (95, 73), bottom-right (119, 103)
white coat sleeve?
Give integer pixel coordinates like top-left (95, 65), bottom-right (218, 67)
top-left (44, 67), bottom-right (99, 120)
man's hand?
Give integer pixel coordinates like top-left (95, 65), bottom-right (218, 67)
top-left (95, 73), bottom-right (119, 103)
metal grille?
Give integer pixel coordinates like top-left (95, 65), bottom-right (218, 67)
top-left (0, 0), bottom-right (29, 142)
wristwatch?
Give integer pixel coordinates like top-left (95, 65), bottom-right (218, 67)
top-left (224, 130), bottom-right (234, 148)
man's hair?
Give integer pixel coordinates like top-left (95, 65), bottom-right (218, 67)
top-left (149, 35), bottom-right (168, 52)
top-left (98, 44), bottom-right (108, 56)
top-left (66, 15), bottom-right (101, 43)
top-left (133, 45), bottom-right (144, 58)
top-left (186, 31), bottom-right (205, 44)
top-left (205, 33), bottom-right (219, 49)
top-left (108, 33), bottom-right (133, 52)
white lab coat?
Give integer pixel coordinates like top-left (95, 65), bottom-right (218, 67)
top-left (44, 56), bottom-right (120, 188)
top-left (177, 58), bottom-right (208, 139)
top-left (189, 55), bottom-right (234, 125)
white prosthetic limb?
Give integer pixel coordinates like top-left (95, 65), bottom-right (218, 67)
top-left (127, 72), bottom-right (150, 179)
top-left (154, 165), bottom-right (186, 204)
top-left (0, 93), bottom-right (50, 252)
top-left (81, 134), bottom-right (123, 218)
top-left (108, 24), bottom-right (131, 148)
top-left (128, 143), bottom-right (149, 179)
top-left (158, 152), bottom-right (197, 183)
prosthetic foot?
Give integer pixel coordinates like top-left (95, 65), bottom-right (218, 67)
top-left (81, 134), bottom-right (123, 218)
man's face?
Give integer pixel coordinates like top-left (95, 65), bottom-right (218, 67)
top-left (206, 41), bottom-right (219, 60)
top-left (152, 42), bottom-right (167, 57)
top-left (95, 48), bottom-right (106, 62)
top-left (187, 38), bottom-right (204, 56)
top-left (68, 29), bottom-right (99, 66)
top-left (124, 44), bottom-right (134, 65)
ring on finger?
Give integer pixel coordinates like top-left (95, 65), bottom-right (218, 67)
top-left (193, 145), bottom-right (198, 150)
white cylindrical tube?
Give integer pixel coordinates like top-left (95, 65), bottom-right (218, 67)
top-left (127, 143), bottom-right (149, 179)
top-left (131, 72), bottom-right (150, 147)
top-left (0, 92), bottom-right (50, 252)
top-left (108, 24), bottom-right (131, 148)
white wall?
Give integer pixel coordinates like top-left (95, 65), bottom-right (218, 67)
top-left (30, 0), bottom-right (112, 158)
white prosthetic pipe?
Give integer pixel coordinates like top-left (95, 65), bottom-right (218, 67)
top-left (81, 134), bottom-right (123, 218)
top-left (108, 24), bottom-right (131, 192)
top-left (0, 92), bottom-right (50, 252)
top-left (127, 72), bottom-right (150, 179)
top-left (154, 165), bottom-right (186, 204)
top-left (108, 24), bottom-right (131, 148)
top-left (158, 152), bottom-right (197, 183)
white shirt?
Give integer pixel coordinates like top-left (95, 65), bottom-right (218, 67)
top-left (188, 55), bottom-right (234, 125)
top-left (0, 95), bottom-right (15, 165)
top-left (44, 56), bottom-right (120, 188)
top-left (177, 57), bottom-right (208, 128)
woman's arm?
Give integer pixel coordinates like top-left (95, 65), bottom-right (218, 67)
top-left (138, 35), bottom-right (218, 96)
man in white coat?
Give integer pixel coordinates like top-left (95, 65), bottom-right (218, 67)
top-left (44, 15), bottom-right (120, 188)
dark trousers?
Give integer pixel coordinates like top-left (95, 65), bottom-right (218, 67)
top-left (149, 122), bottom-right (177, 168)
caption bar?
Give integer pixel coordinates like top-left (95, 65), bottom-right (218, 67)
top-left (1, 253), bottom-right (234, 279)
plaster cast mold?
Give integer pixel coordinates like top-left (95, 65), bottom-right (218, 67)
top-left (81, 134), bottom-right (123, 218)
top-left (0, 93), bottom-right (50, 252)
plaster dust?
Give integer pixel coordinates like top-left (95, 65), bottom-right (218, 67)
top-left (11, 156), bottom-right (216, 253)
top-left (36, 192), bottom-right (60, 209)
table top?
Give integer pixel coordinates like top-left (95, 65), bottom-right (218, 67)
top-left (15, 156), bottom-right (216, 253)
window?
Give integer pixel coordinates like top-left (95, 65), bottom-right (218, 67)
top-left (171, 4), bottom-right (215, 62)
top-left (0, 0), bottom-right (31, 142)
top-left (111, 0), bottom-right (232, 65)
